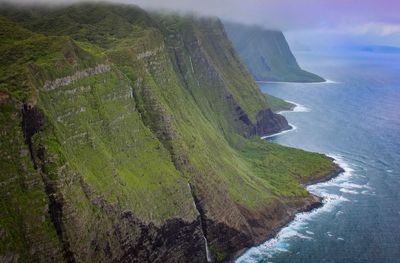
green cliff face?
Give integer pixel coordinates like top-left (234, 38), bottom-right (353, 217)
top-left (224, 22), bottom-right (325, 83)
top-left (0, 3), bottom-right (338, 262)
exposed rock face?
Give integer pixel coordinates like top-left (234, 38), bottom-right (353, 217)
top-left (21, 103), bottom-right (44, 168)
top-left (254, 108), bottom-right (291, 136)
top-left (28, 133), bottom-right (206, 263)
top-left (77, 206), bottom-right (206, 263)
top-left (43, 64), bottom-right (111, 91)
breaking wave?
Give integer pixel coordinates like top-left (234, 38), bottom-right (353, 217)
top-left (236, 155), bottom-right (364, 263)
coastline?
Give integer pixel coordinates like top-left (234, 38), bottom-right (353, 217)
top-left (302, 159), bottom-right (345, 187)
top-left (261, 99), bottom-right (309, 139)
top-left (233, 100), bottom-right (344, 263)
top-left (280, 100), bottom-right (311, 113)
top-left (233, 162), bottom-right (345, 263)
top-left (261, 123), bottom-right (297, 139)
top-left (256, 79), bottom-right (337, 84)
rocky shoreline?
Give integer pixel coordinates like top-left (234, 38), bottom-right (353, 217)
top-left (230, 103), bottom-right (344, 262)
top-left (302, 162), bottom-right (345, 187)
top-left (231, 163), bottom-right (344, 262)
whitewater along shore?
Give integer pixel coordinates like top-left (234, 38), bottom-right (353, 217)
top-left (232, 162), bottom-right (344, 262)
top-left (231, 101), bottom-right (344, 262)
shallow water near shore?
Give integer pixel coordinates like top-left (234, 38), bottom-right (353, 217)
top-left (237, 52), bottom-right (400, 263)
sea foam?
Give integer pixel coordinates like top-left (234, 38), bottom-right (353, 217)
top-left (275, 100), bottom-right (311, 114)
top-left (261, 124), bottom-right (297, 139)
top-left (339, 188), bottom-right (359, 195)
top-left (324, 79), bottom-right (339, 84)
top-left (236, 155), bottom-right (353, 263)
top-left (284, 100), bottom-right (311, 113)
top-left (261, 100), bottom-right (309, 139)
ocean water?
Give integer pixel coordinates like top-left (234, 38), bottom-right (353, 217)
top-left (237, 52), bottom-right (400, 263)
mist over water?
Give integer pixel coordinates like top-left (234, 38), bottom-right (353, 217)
top-left (237, 52), bottom-right (400, 262)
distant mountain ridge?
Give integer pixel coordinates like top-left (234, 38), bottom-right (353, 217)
top-left (224, 22), bottom-right (325, 83)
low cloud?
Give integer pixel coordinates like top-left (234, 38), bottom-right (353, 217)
top-left (2, 0), bottom-right (399, 31)
top-left (1, 0), bottom-right (400, 47)
top-left (349, 22), bottom-right (400, 36)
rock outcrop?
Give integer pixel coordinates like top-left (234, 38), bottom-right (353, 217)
top-left (254, 108), bottom-right (291, 136)
top-left (43, 64), bottom-right (111, 91)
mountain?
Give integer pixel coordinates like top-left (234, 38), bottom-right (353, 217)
top-left (224, 22), bottom-right (325, 83)
top-left (0, 3), bottom-right (340, 262)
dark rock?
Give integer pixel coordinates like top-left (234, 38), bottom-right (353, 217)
top-left (253, 108), bottom-right (291, 137)
top-left (108, 210), bottom-right (206, 263)
top-left (302, 163), bottom-right (345, 186)
top-left (21, 103), bottom-right (44, 168)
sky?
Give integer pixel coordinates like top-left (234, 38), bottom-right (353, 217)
top-left (2, 0), bottom-right (400, 50)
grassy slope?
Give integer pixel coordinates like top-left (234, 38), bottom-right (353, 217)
top-left (0, 4), bottom-right (336, 261)
top-left (0, 17), bottom-right (65, 262)
top-left (0, 102), bottom-right (63, 262)
top-left (1, 12), bottom-right (197, 261)
top-left (265, 94), bottom-right (295, 112)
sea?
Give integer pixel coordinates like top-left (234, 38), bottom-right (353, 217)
top-left (236, 51), bottom-right (400, 263)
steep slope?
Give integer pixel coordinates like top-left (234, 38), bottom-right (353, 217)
top-left (224, 22), bottom-right (325, 83)
top-left (0, 3), bottom-right (340, 262)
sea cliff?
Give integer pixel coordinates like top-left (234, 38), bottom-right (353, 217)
top-left (0, 3), bottom-right (339, 262)
top-left (224, 22), bottom-right (325, 83)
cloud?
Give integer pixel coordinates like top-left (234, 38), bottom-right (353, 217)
top-left (349, 22), bottom-right (400, 36)
top-left (1, 0), bottom-right (400, 34)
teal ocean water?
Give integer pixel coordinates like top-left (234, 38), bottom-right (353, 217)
top-left (237, 52), bottom-right (400, 263)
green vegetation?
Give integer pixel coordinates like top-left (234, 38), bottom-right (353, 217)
top-left (209, 244), bottom-right (227, 262)
top-left (0, 102), bottom-right (62, 262)
top-left (224, 22), bottom-right (325, 82)
top-left (240, 138), bottom-right (334, 198)
top-left (0, 3), bottom-right (337, 261)
top-left (265, 94), bottom-right (295, 112)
